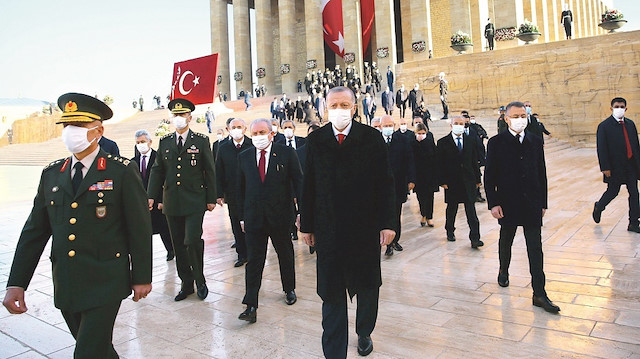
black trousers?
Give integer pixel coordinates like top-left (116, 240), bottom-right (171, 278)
top-left (166, 212), bottom-right (206, 291)
top-left (243, 225), bottom-right (295, 307)
top-left (152, 208), bottom-right (173, 253)
top-left (398, 103), bottom-right (406, 118)
top-left (498, 225), bottom-right (546, 297)
top-left (416, 189), bottom-right (435, 219)
top-left (61, 301), bottom-right (121, 359)
top-left (441, 100), bottom-right (449, 118)
top-left (597, 175), bottom-right (640, 226)
top-left (229, 216), bottom-right (248, 260)
top-left (392, 200), bottom-right (404, 245)
top-left (487, 36), bottom-right (494, 50)
top-left (322, 288), bottom-right (379, 359)
top-left (445, 201), bottom-right (480, 241)
top-left (385, 108), bottom-right (393, 115)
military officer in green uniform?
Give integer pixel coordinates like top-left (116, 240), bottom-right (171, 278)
top-left (148, 98), bottom-right (217, 301)
top-left (2, 93), bottom-right (153, 358)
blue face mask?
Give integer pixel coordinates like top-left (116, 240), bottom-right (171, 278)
top-left (382, 127), bottom-right (394, 137)
top-left (526, 107), bottom-right (532, 115)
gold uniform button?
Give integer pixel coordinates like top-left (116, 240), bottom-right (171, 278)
top-left (71, 202), bottom-right (78, 209)
top-left (177, 181), bottom-right (181, 186)
top-left (115, 252), bottom-right (121, 258)
top-left (50, 201), bottom-right (55, 205)
top-left (177, 173), bottom-right (181, 177)
top-left (178, 157), bottom-right (182, 161)
top-left (98, 199), bottom-right (104, 204)
top-left (68, 234), bottom-right (76, 241)
top-left (98, 192), bottom-right (104, 198)
top-left (68, 250), bottom-right (76, 257)
top-left (177, 165), bottom-right (182, 169)
top-left (69, 218), bottom-right (77, 224)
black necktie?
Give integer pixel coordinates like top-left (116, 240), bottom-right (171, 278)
top-left (288, 139), bottom-right (292, 147)
top-left (72, 162), bottom-right (84, 194)
top-left (177, 136), bottom-right (183, 151)
top-left (516, 134), bottom-right (521, 143)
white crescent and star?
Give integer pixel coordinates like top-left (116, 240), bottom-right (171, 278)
top-left (321, 0), bottom-right (331, 12)
top-left (178, 70), bottom-right (200, 95)
top-left (332, 32), bottom-right (345, 54)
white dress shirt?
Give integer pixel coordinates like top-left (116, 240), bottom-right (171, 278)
top-left (71, 145), bottom-right (100, 179)
top-left (233, 137), bottom-right (245, 148)
top-left (255, 143), bottom-right (273, 175)
top-left (451, 132), bottom-right (463, 149)
top-left (508, 128), bottom-right (525, 143)
top-left (332, 121), bottom-right (353, 142)
top-left (176, 131), bottom-right (188, 146)
top-left (286, 136), bottom-right (297, 149)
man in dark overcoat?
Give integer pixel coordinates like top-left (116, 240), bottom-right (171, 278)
top-left (300, 87), bottom-right (396, 358)
top-left (437, 116), bottom-right (483, 248)
top-left (484, 101), bottom-right (560, 314)
top-left (593, 97), bottom-right (640, 233)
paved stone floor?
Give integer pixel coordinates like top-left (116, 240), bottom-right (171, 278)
top-left (0, 103), bottom-right (639, 358)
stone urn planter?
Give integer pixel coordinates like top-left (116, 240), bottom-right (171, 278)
top-left (450, 43), bottom-right (473, 54)
top-left (516, 32), bottom-right (541, 44)
top-left (599, 19), bottom-right (627, 33)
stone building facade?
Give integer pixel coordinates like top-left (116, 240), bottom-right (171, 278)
top-left (210, 0), bottom-right (612, 97)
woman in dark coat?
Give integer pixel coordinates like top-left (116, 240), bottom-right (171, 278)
top-left (412, 123), bottom-right (439, 227)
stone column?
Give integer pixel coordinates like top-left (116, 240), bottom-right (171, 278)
top-left (470, 0), bottom-right (490, 50)
top-left (411, 0), bottom-right (433, 60)
top-left (548, 0), bottom-right (560, 41)
top-left (587, 0), bottom-right (594, 37)
top-left (343, 0), bottom-right (364, 80)
top-left (569, 0), bottom-right (581, 38)
top-left (304, 0), bottom-right (325, 79)
top-left (255, 0), bottom-right (276, 95)
top-left (374, 0), bottom-right (397, 90)
top-left (535, 0), bottom-right (550, 43)
top-left (210, 0), bottom-right (230, 99)
top-left (429, 0), bottom-right (453, 57)
top-left (450, 0), bottom-right (473, 41)
top-left (400, 0), bottom-right (413, 62)
top-left (494, 0), bottom-right (523, 49)
top-left (580, 0), bottom-right (589, 37)
top-left (278, 0), bottom-right (297, 94)
top-left (233, 0), bottom-right (252, 95)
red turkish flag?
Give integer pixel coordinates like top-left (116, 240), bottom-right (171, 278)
top-left (360, 0), bottom-right (375, 55)
top-left (171, 54), bottom-right (219, 105)
top-left (322, 0), bottom-right (345, 57)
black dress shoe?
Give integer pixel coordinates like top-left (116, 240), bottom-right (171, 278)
top-left (446, 232), bottom-right (456, 242)
top-left (357, 335), bottom-right (373, 356)
top-left (174, 289), bottom-right (194, 301)
top-left (497, 273), bottom-right (509, 287)
top-left (420, 221), bottom-right (426, 227)
top-left (234, 258), bottom-right (247, 267)
top-left (166, 251), bottom-right (174, 261)
top-left (471, 240), bottom-right (484, 249)
top-left (392, 243), bottom-right (403, 251)
top-left (238, 306), bottom-right (257, 323)
top-left (197, 284), bottom-right (208, 300)
top-left (592, 202), bottom-right (602, 224)
top-left (285, 290), bottom-right (297, 305)
top-left (533, 295), bottom-right (561, 313)
top-left (231, 243), bottom-right (237, 248)
top-left (628, 224), bottom-right (640, 233)
top-left (309, 246), bottom-right (315, 254)
top-left (384, 246), bottom-right (393, 256)
top-left (476, 196), bottom-right (486, 203)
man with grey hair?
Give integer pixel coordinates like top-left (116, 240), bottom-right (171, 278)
top-left (132, 129), bottom-right (174, 261)
top-left (300, 86), bottom-right (396, 357)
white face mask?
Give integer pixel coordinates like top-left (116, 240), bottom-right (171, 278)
top-left (173, 116), bottom-right (188, 130)
top-left (136, 142), bottom-right (150, 154)
top-left (230, 128), bottom-right (244, 140)
top-left (613, 108), bottom-right (626, 120)
top-left (416, 134), bottom-right (426, 141)
top-left (328, 109), bottom-right (352, 130)
top-left (470, 119), bottom-right (476, 124)
top-left (509, 117), bottom-right (528, 133)
top-left (382, 126), bottom-right (394, 137)
top-left (216, 134), bottom-right (223, 141)
top-left (62, 125), bottom-right (99, 154)
top-left (451, 125), bottom-right (465, 136)
top-left (252, 134), bottom-right (271, 150)
top-left (399, 124), bottom-right (408, 132)
top-left (283, 128), bottom-right (294, 138)
top-left (272, 125), bottom-right (279, 133)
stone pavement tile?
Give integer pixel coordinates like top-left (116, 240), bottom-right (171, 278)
top-left (616, 311), bottom-right (640, 328)
top-left (0, 331), bottom-right (30, 358)
top-left (114, 333), bottom-right (208, 359)
top-left (442, 314), bottom-right (532, 341)
top-left (181, 326), bottom-right (279, 358)
top-left (591, 322), bottom-right (640, 346)
top-left (574, 294), bottom-right (640, 312)
top-left (522, 327), bottom-right (639, 358)
top-left (6, 351), bottom-right (48, 359)
top-left (0, 314), bottom-right (74, 356)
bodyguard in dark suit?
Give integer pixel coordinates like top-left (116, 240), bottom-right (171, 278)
top-left (485, 101), bottom-right (560, 314)
top-left (524, 101), bottom-right (543, 138)
top-left (148, 98), bottom-right (217, 302)
top-left (212, 128), bottom-right (229, 160)
top-left (296, 124), bottom-right (320, 254)
top-left (386, 66), bottom-right (394, 92)
top-left (216, 119), bottom-right (252, 267)
top-left (593, 97), bottom-right (640, 232)
top-left (397, 117), bottom-right (415, 141)
top-left (278, 120), bottom-right (307, 150)
top-left (98, 136), bottom-right (120, 156)
top-left (408, 84), bottom-right (424, 117)
top-left (132, 129), bottom-right (174, 261)
top-left (271, 118), bottom-right (286, 143)
top-left (395, 85), bottom-right (408, 119)
top-left (3, 93), bottom-right (152, 358)
top-left (300, 87), bottom-right (396, 358)
top-left (380, 115), bottom-right (416, 256)
top-left (237, 119), bottom-right (303, 323)
top-left (437, 117), bottom-right (483, 248)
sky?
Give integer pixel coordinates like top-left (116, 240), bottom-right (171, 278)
top-left (0, 0), bottom-right (638, 107)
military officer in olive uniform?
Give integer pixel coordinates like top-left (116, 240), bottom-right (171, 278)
top-left (147, 98), bottom-right (217, 301)
top-left (2, 93), bottom-right (153, 358)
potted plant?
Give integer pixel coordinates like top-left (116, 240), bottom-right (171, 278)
top-left (450, 30), bottom-right (473, 54)
top-left (599, 9), bottom-right (626, 33)
top-left (516, 20), bottom-right (541, 44)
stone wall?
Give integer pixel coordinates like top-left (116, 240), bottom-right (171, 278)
top-left (0, 114), bottom-right (61, 148)
top-left (396, 30), bottom-right (640, 147)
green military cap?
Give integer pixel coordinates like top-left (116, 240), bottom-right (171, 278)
top-left (168, 98), bottom-right (195, 114)
top-left (56, 92), bottom-right (113, 124)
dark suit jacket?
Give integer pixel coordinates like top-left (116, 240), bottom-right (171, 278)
top-left (381, 91), bottom-right (395, 110)
top-left (215, 136), bottom-right (253, 217)
top-left (99, 136), bottom-right (120, 157)
top-left (213, 137), bottom-right (230, 160)
top-left (273, 132), bottom-right (286, 144)
top-left (596, 116), bottom-right (640, 184)
top-left (387, 131), bottom-right (416, 203)
top-left (466, 126), bottom-right (486, 166)
top-left (276, 135), bottom-right (306, 149)
top-left (408, 89), bottom-right (424, 111)
top-left (437, 133), bottom-right (481, 204)
top-left (237, 143), bottom-right (303, 232)
top-left (485, 130), bottom-right (547, 226)
top-left (526, 116), bottom-right (543, 138)
top-left (412, 132), bottom-right (439, 193)
top-left (299, 121), bottom-right (396, 300)
top-left (395, 89), bottom-right (408, 107)
top-left (296, 144), bottom-right (308, 173)
top-left (132, 149), bottom-right (167, 233)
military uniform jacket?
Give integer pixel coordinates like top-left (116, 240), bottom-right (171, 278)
top-left (6, 150), bottom-right (152, 312)
top-left (148, 129), bottom-right (217, 216)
